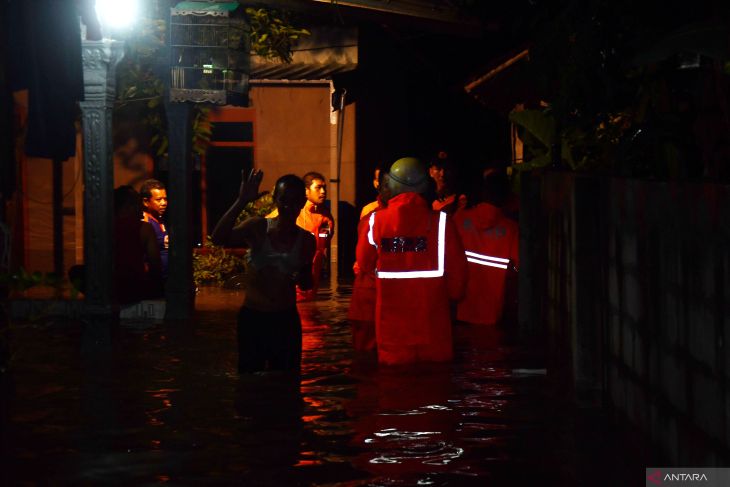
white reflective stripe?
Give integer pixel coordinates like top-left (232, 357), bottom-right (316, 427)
top-left (467, 257), bottom-right (508, 269)
top-left (465, 250), bottom-right (509, 264)
top-left (318, 233), bottom-right (328, 237)
top-left (377, 212), bottom-right (446, 279)
top-left (367, 212), bottom-right (376, 247)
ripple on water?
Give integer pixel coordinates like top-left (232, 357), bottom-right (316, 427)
top-left (2, 282), bottom-right (602, 485)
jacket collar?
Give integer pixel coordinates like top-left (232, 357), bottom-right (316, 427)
top-left (387, 192), bottom-right (429, 209)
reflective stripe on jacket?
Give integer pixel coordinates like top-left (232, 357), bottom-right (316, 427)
top-left (356, 192), bottom-right (467, 364)
top-left (453, 203), bottom-right (518, 325)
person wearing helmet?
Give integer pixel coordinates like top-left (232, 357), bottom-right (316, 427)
top-left (356, 157), bottom-right (468, 365)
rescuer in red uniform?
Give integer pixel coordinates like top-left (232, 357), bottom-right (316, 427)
top-left (453, 167), bottom-right (519, 326)
top-left (356, 157), bottom-right (468, 365)
top-left (348, 167), bottom-right (389, 353)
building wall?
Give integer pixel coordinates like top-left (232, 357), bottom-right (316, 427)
top-left (250, 84), bottom-right (356, 206)
top-left (19, 85), bottom-right (357, 275)
top-left (21, 136), bottom-right (84, 274)
top-left (521, 172), bottom-right (730, 464)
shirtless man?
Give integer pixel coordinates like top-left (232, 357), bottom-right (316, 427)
top-left (212, 170), bottom-right (316, 374)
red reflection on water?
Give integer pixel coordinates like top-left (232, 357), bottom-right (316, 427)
top-left (298, 304), bottom-right (325, 353)
top-left (294, 452), bottom-right (323, 467)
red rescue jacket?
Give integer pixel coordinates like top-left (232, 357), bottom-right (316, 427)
top-left (453, 203), bottom-right (519, 325)
top-left (356, 192), bottom-right (467, 364)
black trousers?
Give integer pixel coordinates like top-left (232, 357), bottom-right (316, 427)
top-left (237, 305), bottom-right (302, 373)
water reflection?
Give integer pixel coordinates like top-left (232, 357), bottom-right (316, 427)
top-left (0, 283), bottom-right (636, 486)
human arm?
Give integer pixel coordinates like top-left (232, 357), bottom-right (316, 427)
top-left (211, 169), bottom-right (264, 248)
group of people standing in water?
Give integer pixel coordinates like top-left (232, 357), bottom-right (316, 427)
top-left (213, 153), bottom-right (519, 375)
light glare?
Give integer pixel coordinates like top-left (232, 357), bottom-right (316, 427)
top-left (95, 0), bottom-right (139, 31)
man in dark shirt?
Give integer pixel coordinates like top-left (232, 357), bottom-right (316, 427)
top-left (140, 179), bottom-right (169, 280)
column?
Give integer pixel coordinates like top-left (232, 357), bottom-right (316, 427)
top-left (164, 101), bottom-right (194, 319)
top-left (79, 40), bottom-right (124, 314)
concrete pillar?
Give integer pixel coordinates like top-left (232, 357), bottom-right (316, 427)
top-left (164, 101), bottom-right (194, 319)
top-left (79, 40), bottom-right (124, 315)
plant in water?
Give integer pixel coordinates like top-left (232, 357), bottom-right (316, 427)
top-left (0, 268), bottom-right (65, 294)
top-left (193, 236), bottom-right (247, 287)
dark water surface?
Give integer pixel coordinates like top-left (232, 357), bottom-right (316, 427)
top-left (1, 284), bottom-right (640, 486)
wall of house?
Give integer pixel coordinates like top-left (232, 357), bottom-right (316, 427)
top-left (19, 85), bottom-right (357, 276)
top-left (21, 136), bottom-right (84, 275)
top-left (250, 85), bottom-right (356, 206)
top-left (521, 171), bottom-right (730, 464)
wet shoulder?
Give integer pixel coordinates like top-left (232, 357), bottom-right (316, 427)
top-left (241, 216), bottom-right (268, 247)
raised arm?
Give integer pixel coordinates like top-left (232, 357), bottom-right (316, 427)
top-left (211, 169), bottom-right (264, 248)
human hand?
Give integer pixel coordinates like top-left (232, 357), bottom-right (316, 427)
top-left (237, 168), bottom-right (264, 204)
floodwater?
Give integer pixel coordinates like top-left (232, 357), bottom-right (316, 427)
top-left (0, 282), bottom-right (642, 486)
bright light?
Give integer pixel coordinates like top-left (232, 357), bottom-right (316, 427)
top-left (95, 0), bottom-right (139, 33)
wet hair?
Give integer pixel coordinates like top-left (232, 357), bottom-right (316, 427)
top-left (302, 171), bottom-right (326, 189)
top-left (140, 179), bottom-right (166, 199)
top-left (113, 185), bottom-right (141, 216)
top-left (273, 174), bottom-right (306, 199)
top-left (429, 150), bottom-right (452, 168)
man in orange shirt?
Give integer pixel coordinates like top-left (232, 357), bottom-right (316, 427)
top-left (359, 165), bottom-right (383, 219)
top-left (268, 171), bottom-right (334, 301)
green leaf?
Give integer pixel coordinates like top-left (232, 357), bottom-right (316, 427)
top-left (509, 110), bottom-right (555, 148)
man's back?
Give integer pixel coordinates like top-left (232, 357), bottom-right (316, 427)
top-left (356, 192), bottom-right (467, 364)
top-left (454, 202), bottom-right (518, 326)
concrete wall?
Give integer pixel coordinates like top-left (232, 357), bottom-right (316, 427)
top-left (521, 171), bottom-right (730, 464)
top-left (21, 136), bottom-right (84, 274)
top-left (250, 85), bottom-right (356, 205)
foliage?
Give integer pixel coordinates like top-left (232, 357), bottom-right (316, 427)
top-left (509, 108), bottom-right (629, 173)
top-left (245, 7), bottom-right (310, 63)
top-left (0, 268), bottom-right (65, 294)
top-left (193, 192), bottom-right (274, 287)
top-left (193, 236), bottom-right (246, 287)
top-left (510, 0), bottom-right (730, 180)
top-left (113, 5), bottom-right (309, 162)
top-left (236, 191), bottom-right (275, 225)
